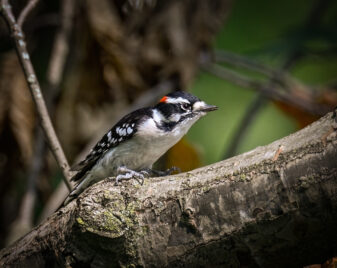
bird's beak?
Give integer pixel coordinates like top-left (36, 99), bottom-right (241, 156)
top-left (193, 101), bottom-right (218, 113)
top-left (199, 104), bottom-right (218, 112)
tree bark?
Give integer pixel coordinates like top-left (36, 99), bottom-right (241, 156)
top-left (1, 112), bottom-right (336, 267)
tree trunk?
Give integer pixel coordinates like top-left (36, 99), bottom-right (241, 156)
top-left (1, 112), bottom-right (336, 267)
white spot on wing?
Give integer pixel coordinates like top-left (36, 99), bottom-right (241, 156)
top-left (127, 127), bottom-right (133, 134)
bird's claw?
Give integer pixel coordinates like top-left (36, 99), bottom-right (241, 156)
top-left (166, 166), bottom-right (181, 175)
top-left (114, 166), bottom-right (180, 186)
top-left (148, 166), bottom-right (181, 177)
top-left (115, 166), bottom-right (149, 185)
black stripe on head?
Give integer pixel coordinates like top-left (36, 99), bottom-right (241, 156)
top-left (154, 91), bottom-right (201, 116)
top-left (156, 111), bottom-right (196, 132)
top-left (155, 102), bottom-right (181, 118)
top-left (154, 102), bottom-right (197, 132)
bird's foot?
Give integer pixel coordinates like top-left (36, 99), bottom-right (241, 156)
top-left (147, 166), bottom-right (181, 177)
top-left (115, 166), bottom-right (149, 185)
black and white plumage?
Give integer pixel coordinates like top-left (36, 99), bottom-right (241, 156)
top-left (64, 91), bottom-right (217, 205)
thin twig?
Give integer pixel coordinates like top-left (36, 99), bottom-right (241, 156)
top-left (0, 0), bottom-right (72, 190)
top-left (17, 0), bottom-right (39, 28)
top-left (214, 50), bottom-right (307, 92)
top-left (5, 127), bottom-right (45, 245)
top-left (46, 0), bottom-right (74, 89)
top-left (20, 129), bottom-right (45, 223)
top-left (203, 62), bottom-right (330, 116)
top-left (272, 145), bottom-right (284, 161)
top-left (223, 93), bottom-right (266, 159)
top-left (8, 0), bottom-right (76, 241)
top-left (17, 0), bottom-right (76, 227)
top-left (215, 50), bottom-right (287, 83)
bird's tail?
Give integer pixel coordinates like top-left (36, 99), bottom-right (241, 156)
top-left (56, 174), bottom-right (94, 211)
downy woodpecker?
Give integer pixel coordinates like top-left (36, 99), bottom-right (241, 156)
top-left (64, 91), bottom-right (217, 205)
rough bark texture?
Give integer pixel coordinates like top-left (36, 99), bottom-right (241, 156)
top-left (1, 112), bottom-right (337, 267)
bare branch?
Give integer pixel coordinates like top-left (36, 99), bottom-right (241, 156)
top-left (222, 93), bottom-right (266, 159)
top-left (215, 50), bottom-right (288, 83)
top-left (5, 128), bottom-right (45, 245)
top-left (203, 62), bottom-right (331, 116)
top-left (46, 0), bottom-right (75, 89)
top-left (5, 0), bottom-right (76, 242)
top-left (0, 0), bottom-right (72, 190)
top-left (17, 0), bottom-right (39, 28)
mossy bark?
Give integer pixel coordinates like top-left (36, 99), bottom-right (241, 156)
top-left (1, 112), bottom-right (337, 267)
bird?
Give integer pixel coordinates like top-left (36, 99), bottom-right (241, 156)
top-left (64, 91), bottom-right (217, 205)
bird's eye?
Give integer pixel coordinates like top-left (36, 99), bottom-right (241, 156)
top-left (181, 103), bottom-right (190, 111)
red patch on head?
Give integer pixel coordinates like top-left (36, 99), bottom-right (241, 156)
top-left (159, 96), bottom-right (168, 103)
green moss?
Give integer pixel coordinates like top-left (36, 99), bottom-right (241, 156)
top-left (99, 202), bottom-right (138, 235)
top-left (301, 182), bottom-right (309, 189)
top-left (202, 185), bottom-right (211, 193)
top-left (102, 210), bottom-right (124, 233)
top-left (240, 174), bottom-right (246, 181)
top-left (76, 217), bottom-right (85, 225)
top-left (141, 225), bottom-right (149, 235)
top-left (86, 227), bottom-right (94, 232)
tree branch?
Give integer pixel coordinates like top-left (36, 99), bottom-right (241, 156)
top-left (5, 128), bottom-right (46, 246)
top-left (222, 93), bottom-right (266, 159)
top-left (203, 62), bottom-right (331, 116)
top-left (5, 0), bottom-right (76, 244)
top-left (1, 112), bottom-right (336, 267)
top-left (0, 0), bottom-right (72, 190)
top-left (46, 0), bottom-right (74, 90)
top-left (17, 0), bottom-right (39, 28)
top-left (214, 50), bottom-right (289, 83)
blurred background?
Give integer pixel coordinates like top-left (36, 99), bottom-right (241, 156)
top-left (0, 0), bottom-right (336, 249)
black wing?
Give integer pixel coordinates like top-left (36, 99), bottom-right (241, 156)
top-left (71, 108), bottom-right (152, 182)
